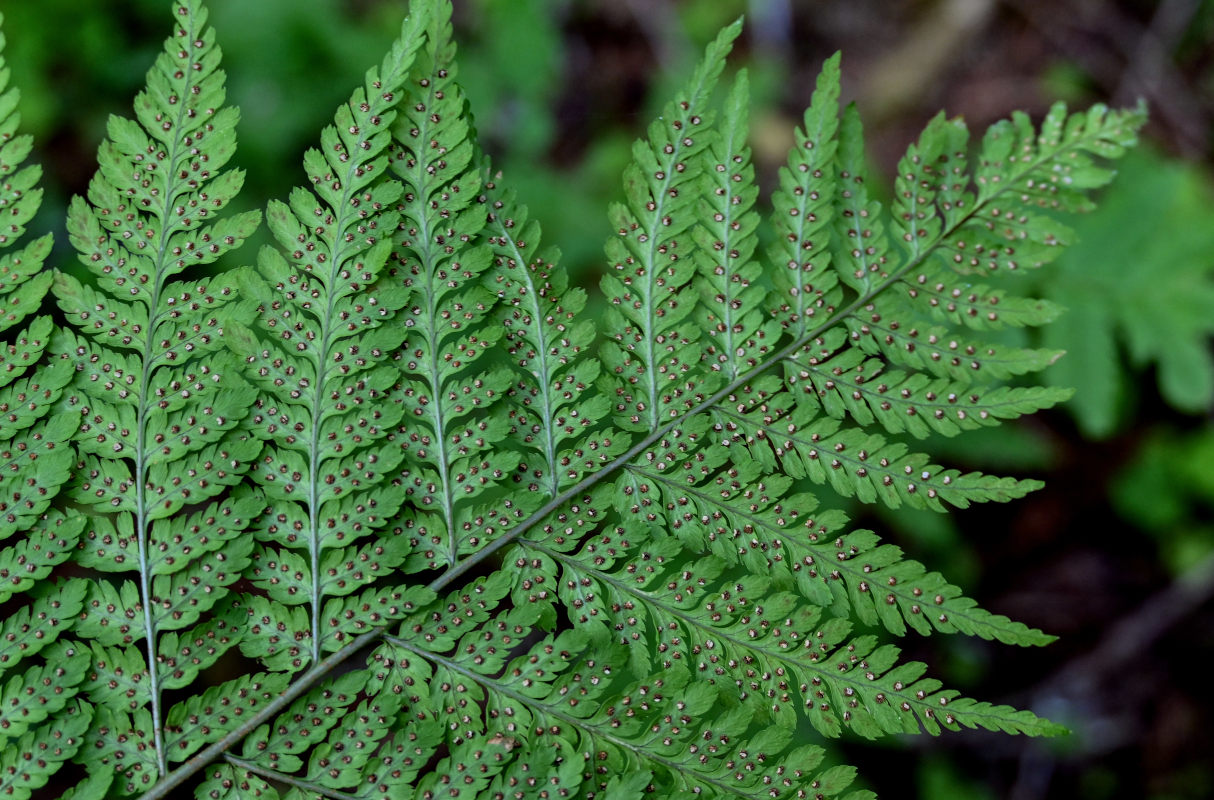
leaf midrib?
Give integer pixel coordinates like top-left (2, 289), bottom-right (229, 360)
top-left (134, 4), bottom-right (211, 774)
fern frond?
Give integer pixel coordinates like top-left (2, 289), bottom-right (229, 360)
top-left (1040, 147), bottom-right (1214, 435)
top-left (226, 0), bottom-right (431, 676)
top-left (14, 4), bottom-right (1142, 796)
top-left (50, 0), bottom-right (261, 789)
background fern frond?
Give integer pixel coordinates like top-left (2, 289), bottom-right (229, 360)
top-left (1040, 145), bottom-right (1214, 435)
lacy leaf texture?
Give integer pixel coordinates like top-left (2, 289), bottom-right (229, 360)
top-left (0, 1), bottom-right (1144, 798)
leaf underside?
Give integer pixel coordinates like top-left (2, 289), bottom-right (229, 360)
top-left (0, 1), bottom-right (1144, 798)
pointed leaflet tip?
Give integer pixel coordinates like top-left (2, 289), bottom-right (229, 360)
top-left (682, 16), bottom-right (744, 107)
top-left (709, 15), bottom-right (744, 59)
top-left (379, 0), bottom-right (433, 84)
top-left (725, 66), bottom-right (750, 124)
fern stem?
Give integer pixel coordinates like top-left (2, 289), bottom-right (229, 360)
top-left (133, 460), bottom-right (164, 776)
top-left (223, 754), bottom-right (360, 800)
top-left (133, 452), bottom-right (165, 777)
top-left (305, 250), bottom-right (340, 665)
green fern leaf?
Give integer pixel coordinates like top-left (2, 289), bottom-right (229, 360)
top-left (695, 70), bottom-right (775, 381)
top-left (0, 29), bottom-right (78, 576)
top-left (0, 636), bottom-right (89, 740)
top-left (599, 21), bottom-right (740, 435)
top-left (286, 20), bottom-right (1130, 796)
top-left (379, 3), bottom-right (529, 573)
top-left (239, 671), bottom-right (369, 775)
top-left (51, 0), bottom-right (261, 788)
top-left (0, 701), bottom-right (93, 800)
top-left (192, 765), bottom-right (276, 800)
top-left (161, 673), bottom-right (291, 762)
top-left (226, 0), bottom-right (432, 678)
top-left (0, 1), bottom-right (1146, 796)
top-left (485, 177), bottom-right (621, 495)
top-left (770, 53), bottom-right (841, 338)
top-left (0, 582), bottom-right (86, 666)
top-left (267, 20), bottom-right (1124, 799)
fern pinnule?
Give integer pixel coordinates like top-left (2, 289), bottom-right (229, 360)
top-left (226, 3), bottom-right (433, 677)
top-left (695, 69), bottom-right (773, 381)
top-left (383, 4), bottom-right (524, 571)
top-left (50, 0), bottom-right (265, 789)
top-left (0, 12), bottom-right (94, 799)
top-left (483, 175), bottom-right (620, 497)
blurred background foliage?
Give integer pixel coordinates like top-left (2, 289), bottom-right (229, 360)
top-left (4, 0), bottom-right (1214, 797)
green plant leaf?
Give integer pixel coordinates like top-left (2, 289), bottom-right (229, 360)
top-left (51, 0), bottom-right (261, 786)
top-left (0, 2), bottom-right (1151, 797)
top-left (1042, 146), bottom-right (1214, 435)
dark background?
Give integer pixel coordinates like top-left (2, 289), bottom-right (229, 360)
top-left (4, 0), bottom-right (1213, 797)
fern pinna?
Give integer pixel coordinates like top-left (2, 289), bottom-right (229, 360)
top-left (0, 0), bottom-right (1145, 796)
top-left (50, 0), bottom-right (264, 793)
